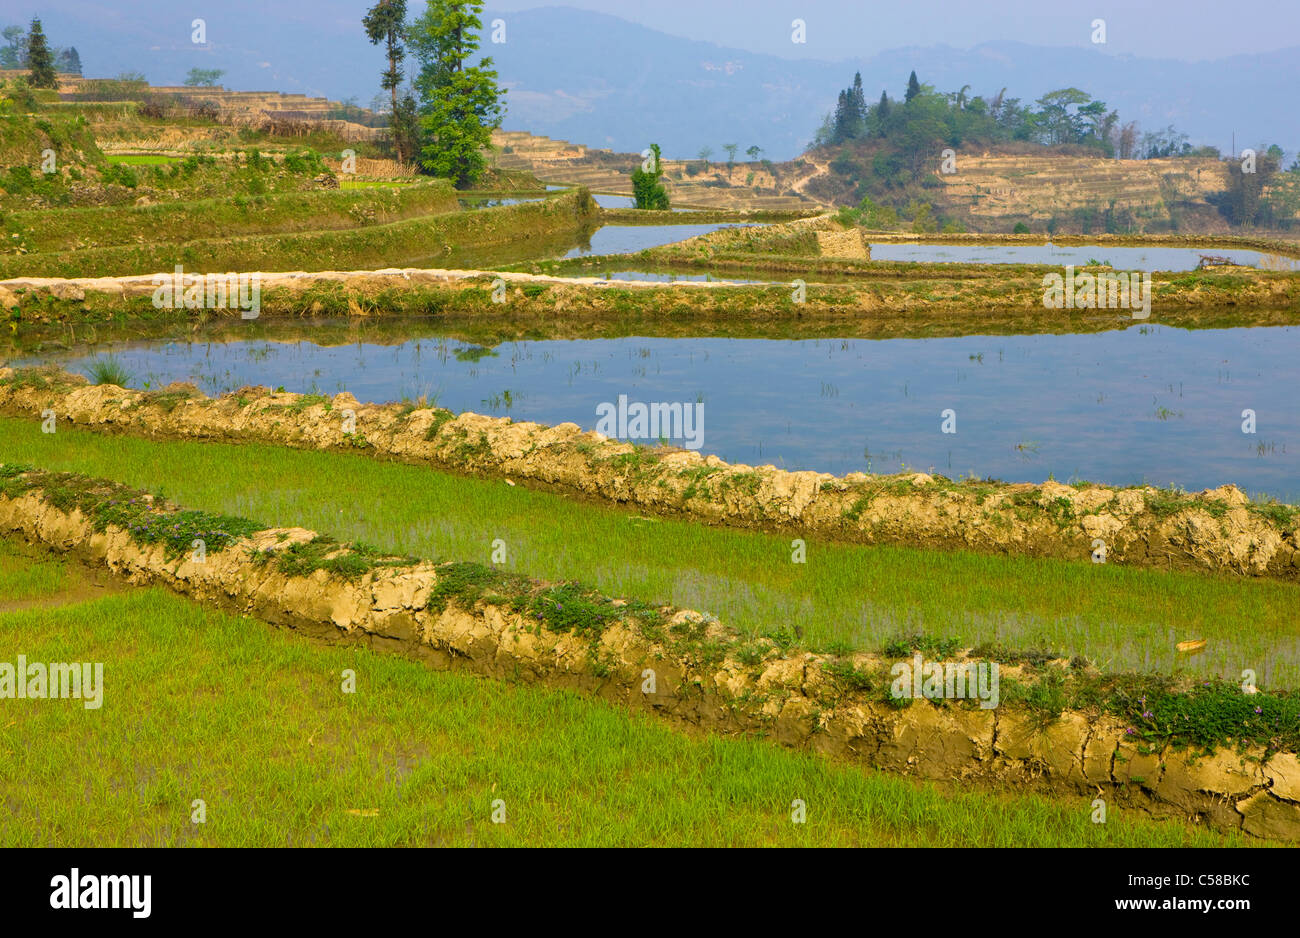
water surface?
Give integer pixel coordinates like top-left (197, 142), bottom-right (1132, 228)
top-left (870, 242), bottom-right (1299, 271)
top-left (26, 324), bottom-right (1298, 500)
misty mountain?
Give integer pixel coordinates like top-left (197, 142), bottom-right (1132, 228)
top-left (10, 2), bottom-right (1296, 162)
top-left (485, 7), bottom-right (1298, 161)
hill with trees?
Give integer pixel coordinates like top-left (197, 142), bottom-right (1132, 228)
top-left (810, 70), bottom-right (1299, 234)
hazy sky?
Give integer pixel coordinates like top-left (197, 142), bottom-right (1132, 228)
top-left (488, 0), bottom-right (1299, 61)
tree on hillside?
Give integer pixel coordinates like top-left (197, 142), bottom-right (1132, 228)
top-left (904, 70), bottom-right (921, 103)
top-left (363, 0), bottom-right (414, 163)
top-left (722, 142), bottom-right (738, 177)
top-left (408, 0), bottom-right (505, 187)
top-left (831, 73), bottom-right (867, 143)
top-left (632, 142), bottom-right (669, 209)
top-left (25, 18), bottom-right (57, 89)
top-left (1116, 121), bottom-right (1139, 160)
top-left (0, 26), bottom-right (26, 69)
top-left (389, 89), bottom-right (421, 167)
top-left (697, 145), bottom-right (712, 169)
top-left (746, 145), bottom-right (762, 161)
top-left (184, 68), bottom-right (225, 87)
top-left (56, 46), bottom-right (81, 74)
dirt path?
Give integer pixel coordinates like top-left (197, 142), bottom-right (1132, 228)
top-left (789, 156), bottom-right (831, 203)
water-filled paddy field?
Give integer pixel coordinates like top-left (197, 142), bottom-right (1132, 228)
top-left (561, 223), bottom-right (758, 258)
top-left (869, 242), bottom-right (1300, 271)
top-left (23, 322), bottom-right (1298, 501)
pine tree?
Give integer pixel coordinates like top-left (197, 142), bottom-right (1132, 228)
top-left (905, 70), bottom-right (921, 103)
top-left (363, 0), bottom-right (410, 162)
top-left (875, 90), bottom-right (891, 137)
top-left (25, 18), bottom-right (57, 89)
top-left (57, 46), bottom-right (82, 74)
top-left (851, 72), bottom-right (866, 122)
top-left (832, 89), bottom-right (851, 143)
top-left (409, 0), bottom-right (505, 187)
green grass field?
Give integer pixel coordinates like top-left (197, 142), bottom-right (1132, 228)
top-left (0, 188), bottom-right (596, 279)
top-left (339, 179), bottom-right (419, 190)
top-left (2, 179), bottom-right (458, 255)
top-left (104, 154), bottom-right (182, 166)
top-left (0, 537), bottom-right (74, 605)
top-left (0, 577), bottom-right (1258, 847)
top-left (4, 417), bottom-right (1297, 688)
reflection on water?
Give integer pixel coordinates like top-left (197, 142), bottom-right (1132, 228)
top-left (557, 270), bottom-right (769, 284)
top-left (22, 323), bottom-right (1299, 500)
top-left (562, 224), bottom-right (758, 258)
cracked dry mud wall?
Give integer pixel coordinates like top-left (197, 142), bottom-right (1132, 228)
top-left (2, 371), bottom-right (1299, 582)
top-left (0, 476), bottom-right (1296, 841)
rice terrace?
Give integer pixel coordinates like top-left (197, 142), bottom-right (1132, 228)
top-left (1, 0), bottom-right (1299, 884)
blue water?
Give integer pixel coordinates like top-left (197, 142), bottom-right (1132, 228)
top-left (869, 242), bottom-right (1300, 272)
top-left (591, 193), bottom-right (635, 208)
top-left (562, 271), bottom-right (768, 284)
top-left (28, 324), bottom-right (1300, 500)
top-left (459, 197), bottom-right (544, 208)
top-left (563, 224), bottom-right (757, 258)
top-left (590, 192), bottom-right (702, 213)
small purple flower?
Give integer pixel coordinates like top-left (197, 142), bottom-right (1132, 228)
top-left (1254, 706), bottom-right (1262, 714)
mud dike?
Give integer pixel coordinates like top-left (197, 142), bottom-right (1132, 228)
top-left (0, 463), bottom-right (1296, 841)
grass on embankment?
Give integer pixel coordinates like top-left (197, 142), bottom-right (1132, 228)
top-left (5, 418), bottom-right (1298, 689)
top-left (0, 581), bottom-right (1258, 846)
top-left (2, 180), bottom-right (459, 254)
top-left (0, 189), bottom-right (599, 280)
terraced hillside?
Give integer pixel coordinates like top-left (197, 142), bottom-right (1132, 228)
top-left (491, 130), bottom-right (819, 211)
top-left (811, 150), bottom-right (1227, 232)
top-left (0, 69), bottom-right (384, 144)
top-left (806, 145), bottom-right (1299, 234)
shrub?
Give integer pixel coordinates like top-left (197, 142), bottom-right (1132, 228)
top-left (85, 356), bottom-right (132, 387)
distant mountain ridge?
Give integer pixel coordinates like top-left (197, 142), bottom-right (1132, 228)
top-left (11, 2), bottom-right (1297, 162)
top-left (485, 7), bottom-right (1300, 162)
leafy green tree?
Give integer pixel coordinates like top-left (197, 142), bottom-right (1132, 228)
top-left (745, 145), bottom-right (762, 161)
top-left (697, 145), bottom-right (712, 169)
top-left (363, 0), bottom-right (411, 162)
top-left (184, 68), bottom-right (225, 87)
top-left (390, 91), bottom-right (422, 167)
top-left (722, 142), bottom-right (738, 176)
top-left (1, 26), bottom-right (26, 69)
top-left (409, 0), bottom-right (505, 187)
top-left (25, 18), bottom-right (57, 89)
top-left (632, 142), bottom-right (669, 209)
